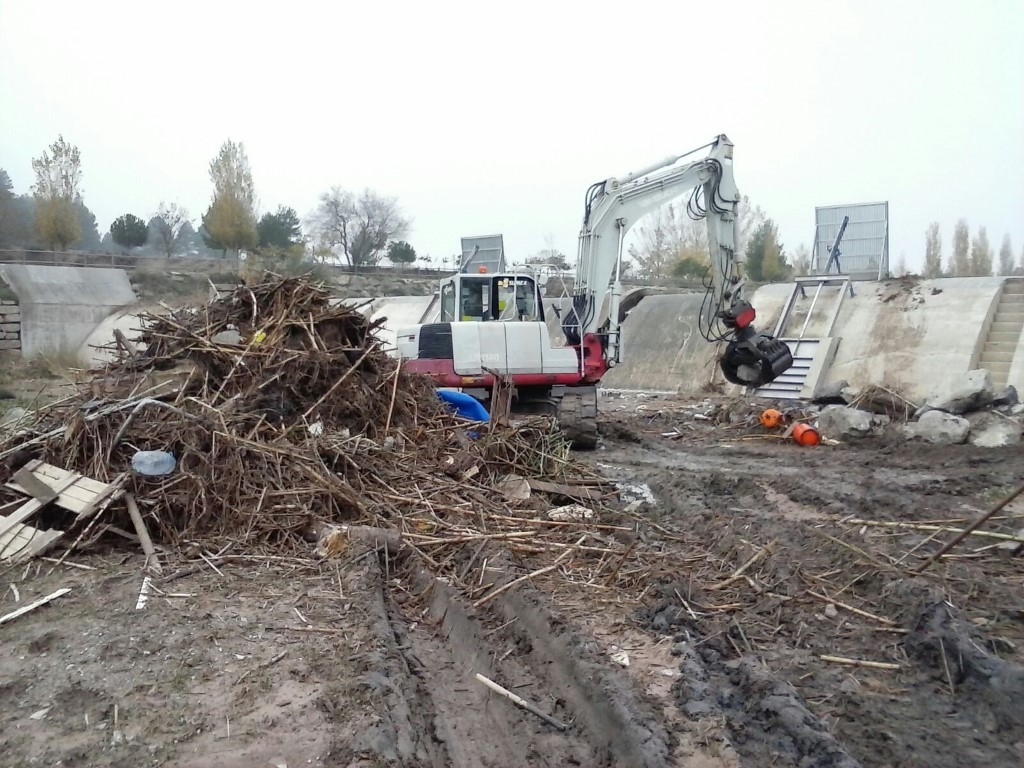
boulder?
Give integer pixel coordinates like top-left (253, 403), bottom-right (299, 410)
top-left (993, 385), bottom-right (1019, 408)
top-left (903, 410), bottom-right (970, 445)
top-left (0, 406), bottom-right (28, 428)
top-left (922, 369), bottom-right (995, 415)
top-left (816, 406), bottom-right (873, 439)
top-left (812, 379), bottom-right (850, 406)
top-left (968, 413), bottom-right (1023, 448)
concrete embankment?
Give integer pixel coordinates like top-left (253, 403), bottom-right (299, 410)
top-left (0, 265), bottom-right (137, 362)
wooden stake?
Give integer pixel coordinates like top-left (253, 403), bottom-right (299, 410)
top-left (914, 481), bottom-right (1024, 574)
top-left (125, 494), bottom-right (161, 574)
top-left (0, 588), bottom-right (71, 626)
top-left (475, 673), bottom-right (567, 731)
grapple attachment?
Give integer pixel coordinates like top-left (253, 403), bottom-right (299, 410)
top-left (719, 331), bottom-right (794, 388)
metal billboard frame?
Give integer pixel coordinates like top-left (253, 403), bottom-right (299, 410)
top-left (460, 234), bottom-right (505, 273)
top-left (811, 201), bottom-right (889, 281)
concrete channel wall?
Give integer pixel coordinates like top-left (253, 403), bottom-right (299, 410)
top-left (364, 276), bottom-right (1017, 401)
top-left (19, 267), bottom-right (1012, 403)
top-left (0, 265), bottom-right (138, 361)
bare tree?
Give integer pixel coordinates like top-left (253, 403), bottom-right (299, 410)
top-left (923, 222), bottom-right (943, 278)
top-left (152, 202), bottom-right (190, 257)
top-left (309, 186), bottom-right (410, 269)
top-left (791, 243), bottom-right (811, 276)
top-left (998, 234), bottom-right (1014, 276)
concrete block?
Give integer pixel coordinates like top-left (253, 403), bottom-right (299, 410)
top-left (0, 299), bottom-right (16, 305)
top-left (0, 312), bottom-right (21, 322)
top-left (0, 322), bottom-right (19, 332)
top-left (0, 339), bottom-right (21, 350)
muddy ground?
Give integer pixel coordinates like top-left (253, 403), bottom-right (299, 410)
top-left (3, 393), bottom-right (1024, 767)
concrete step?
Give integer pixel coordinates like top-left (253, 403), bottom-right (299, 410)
top-left (988, 330), bottom-right (1021, 344)
top-left (999, 293), bottom-right (1024, 304)
top-left (990, 321), bottom-right (1023, 334)
top-left (993, 309), bottom-right (1024, 322)
top-left (1002, 281), bottom-right (1024, 294)
top-left (978, 346), bottom-right (1011, 364)
top-left (981, 361), bottom-right (1012, 376)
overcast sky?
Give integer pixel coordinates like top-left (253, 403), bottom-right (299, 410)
top-left (1, 0), bottom-right (1021, 272)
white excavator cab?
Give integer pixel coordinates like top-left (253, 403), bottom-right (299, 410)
top-left (438, 270), bottom-right (545, 324)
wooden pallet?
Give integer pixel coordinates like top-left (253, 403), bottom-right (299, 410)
top-left (0, 460), bottom-right (125, 563)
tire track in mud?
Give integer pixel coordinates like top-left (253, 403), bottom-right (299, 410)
top-left (344, 552), bottom-right (682, 767)
top-left (598, 435), bottom-right (1024, 768)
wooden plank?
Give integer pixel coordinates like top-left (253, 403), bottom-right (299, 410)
top-left (0, 499), bottom-right (23, 516)
top-left (0, 474), bottom-right (81, 542)
top-left (12, 468), bottom-right (58, 504)
top-left (73, 472), bottom-right (128, 523)
top-left (4, 482), bottom-right (90, 514)
top-left (32, 463), bottom-right (108, 495)
top-left (0, 588), bottom-right (71, 626)
top-left (18, 530), bottom-right (66, 563)
top-left (114, 328), bottom-right (138, 356)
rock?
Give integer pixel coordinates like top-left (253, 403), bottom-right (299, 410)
top-left (903, 410), bottom-right (970, 444)
top-left (996, 528), bottom-right (1024, 557)
top-left (923, 369), bottom-right (995, 414)
top-left (211, 329), bottom-right (241, 345)
top-left (811, 379), bottom-right (850, 405)
top-left (824, 603), bottom-right (839, 619)
top-left (968, 415), bottom-right (1023, 448)
top-left (1, 406), bottom-right (28, 427)
top-left (816, 406), bottom-right (873, 439)
top-left (993, 385), bottom-right (1019, 407)
top-left (840, 386), bottom-right (861, 404)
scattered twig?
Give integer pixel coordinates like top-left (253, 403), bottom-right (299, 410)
top-left (475, 672), bottom-right (568, 731)
top-left (820, 654), bottom-right (902, 671)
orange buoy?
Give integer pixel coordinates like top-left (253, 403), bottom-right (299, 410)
top-left (792, 423), bottom-right (821, 447)
top-left (760, 408), bottom-right (783, 429)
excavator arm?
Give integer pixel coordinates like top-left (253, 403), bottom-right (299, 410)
top-left (562, 134), bottom-right (792, 388)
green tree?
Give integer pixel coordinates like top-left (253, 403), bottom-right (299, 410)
top-left (923, 222), bottom-right (943, 278)
top-left (257, 206), bottom-right (302, 250)
top-left (387, 239), bottom-right (417, 265)
top-left (110, 214), bottom-right (149, 251)
top-left (952, 219), bottom-right (970, 276)
top-left (671, 256), bottom-right (708, 280)
top-left (151, 202), bottom-right (191, 257)
top-left (75, 203), bottom-right (102, 250)
top-left (204, 139), bottom-right (257, 257)
top-left (745, 219), bottom-right (790, 282)
top-left (970, 226), bottom-right (993, 277)
top-left (31, 135), bottom-right (84, 250)
top-left (998, 234), bottom-right (1014, 276)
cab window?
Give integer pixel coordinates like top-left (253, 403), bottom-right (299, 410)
top-left (497, 277), bottom-right (539, 321)
top-left (440, 281), bottom-right (456, 322)
top-left (460, 278), bottom-right (490, 320)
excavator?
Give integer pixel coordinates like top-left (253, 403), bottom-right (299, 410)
top-left (395, 135), bottom-right (793, 448)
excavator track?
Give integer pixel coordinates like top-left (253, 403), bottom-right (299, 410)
top-left (557, 387), bottom-right (599, 450)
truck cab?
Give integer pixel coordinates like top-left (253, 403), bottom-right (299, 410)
top-left (439, 269), bottom-right (546, 324)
